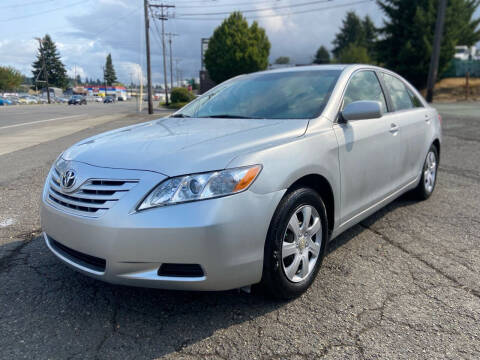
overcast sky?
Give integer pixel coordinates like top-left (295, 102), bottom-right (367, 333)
top-left (1, 0), bottom-right (479, 85)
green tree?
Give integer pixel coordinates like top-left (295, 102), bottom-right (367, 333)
top-left (32, 34), bottom-right (68, 89)
top-left (0, 66), bottom-right (23, 91)
top-left (313, 46), bottom-right (331, 64)
top-left (332, 12), bottom-right (378, 61)
top-left (377, 0), bottom-right (480, 89)
top-left (204, 12), bottom-right (270, 84)
top-left (337, 44), bottom-right (372, 64)
top-left (104, 53), bottom-right (117, 86)
top-left (75, 74), bottom-right (82, 85)
top-left (362, 16), bottom-right (378, 60)
top-left (275, 56), bottom-right (290, 64)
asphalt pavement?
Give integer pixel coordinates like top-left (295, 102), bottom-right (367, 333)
top-left (0, 102), bottom-right (479, 359)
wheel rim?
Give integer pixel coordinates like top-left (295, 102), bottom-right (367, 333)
top-left (423, 150), bottom-right (437, 193)
top-left (281, 205), bottom-right (322, 283)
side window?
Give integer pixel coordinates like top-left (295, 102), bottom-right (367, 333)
top-left (343, 71), bottom-right (387, 114)
top-left (407, 88), bottom-right (424, 108)
top-left (382, 73), bottom-right (414, 111)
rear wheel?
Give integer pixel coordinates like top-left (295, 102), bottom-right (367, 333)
top-left (413, 145), bottom-right (438, 200)
top-left (261, 188), bottom-right (328, 299)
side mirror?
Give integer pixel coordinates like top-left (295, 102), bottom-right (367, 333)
top-left (340, 100), bottom-right (383, 122)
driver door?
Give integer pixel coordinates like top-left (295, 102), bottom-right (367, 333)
top-left (333, 70), bottom-right (392, 225)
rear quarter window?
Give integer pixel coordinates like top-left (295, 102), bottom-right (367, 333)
top-left (382, 73), bottom-right (414, 111)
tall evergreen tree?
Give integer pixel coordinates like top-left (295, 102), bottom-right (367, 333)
top-left (104, 53), bottom-right (117, 86)
top-left (32, 34), bottom-right (68, 89)
top-left (313, 46), bottom-right (331, 64)
top-left (332, 12), bottom-right (378, 62)
top-left (362, 16), bottom-right (378, 60)
top-left (377, 0), bottom-right (480, 88)
top-left (204, 12), bottom-right (270, 84)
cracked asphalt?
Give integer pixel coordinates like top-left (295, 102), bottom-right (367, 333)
top-left (0, 103), bottom-right (479, 359)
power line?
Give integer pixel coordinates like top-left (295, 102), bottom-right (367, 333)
top-left (176, 0), bottom-right (333, 16)
top-left (173, 0), bottom-right (288, 9)
top-left (175, 0), bottom-right (372, 20)
top-left (1, 0), bottom-right (89, 22)
top-left (2, 0), bottom-right (55, 9)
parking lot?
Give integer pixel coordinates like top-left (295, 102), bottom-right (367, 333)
top-left (0, 102), bottom-right (479, 359)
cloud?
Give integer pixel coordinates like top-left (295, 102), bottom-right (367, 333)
top-left (0, 39), bottom-right (38, 75)
top-left (3, 0), bottom-right (477, 85)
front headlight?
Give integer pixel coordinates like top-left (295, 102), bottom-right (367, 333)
top-left (137, 165), bottom-right (262, 210)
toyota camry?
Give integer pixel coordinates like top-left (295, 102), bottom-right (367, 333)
top-left (41, 65), bottom-right (441, 299)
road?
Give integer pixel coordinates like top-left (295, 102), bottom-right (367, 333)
top-left (0, 102), bottom-right (479, 359)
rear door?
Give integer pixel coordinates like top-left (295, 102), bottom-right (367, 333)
top-left (333, 70), bottom-right (392, 224)
top-left (380, 73), bottom-right (428, 188)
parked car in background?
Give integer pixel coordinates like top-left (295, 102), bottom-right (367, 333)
top-left (41, 65), bottom-right (441, 299)
top-left (55, 97), bottom-right (69, 103)
top-left (68, 95), bottom-right (87, 105)
top-left (5, 96), bottom-right (19, 105)
top-left (19, 96), bottom-right (37, 104)
top-left (36, 96), bottom-right (49, 104)
top-left (103, 96), bottom-right (115, 103)
top-left (95, 97), bottom-right (103, 102)
top-left (0, 96), bottom-right (13, 106)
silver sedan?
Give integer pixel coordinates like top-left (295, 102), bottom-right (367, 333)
top-left (41, 65), bottom-right (441, 298)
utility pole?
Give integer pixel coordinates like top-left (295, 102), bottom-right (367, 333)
top-left (102, 66), bottom-right (108, 98)
top-left (150, 3), bottom-right (175, 106)
top-left (166, 33), bottom-right (178, 90)
top-left (35, 37), bottom-right (51, 104)
top-left (174, 58), bottom-right (181, 86)
top-left (426, 0), bottom-right (447, 103)
top-left (144, 0), bottom-right (154, 114)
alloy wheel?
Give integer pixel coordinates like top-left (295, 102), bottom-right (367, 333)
top-left (281, 205), bottom-right (322, 283)
top-left (424, 150), bottom-right (437, 193)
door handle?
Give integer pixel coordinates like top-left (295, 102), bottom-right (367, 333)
top-left (389, 123), bottom-right (399, 134)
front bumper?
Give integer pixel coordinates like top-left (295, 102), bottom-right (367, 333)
top-left (41, 161), bottom-right (285, 291)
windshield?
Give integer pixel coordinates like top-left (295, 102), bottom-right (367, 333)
top-left (176, 70), bottom-right (341, 119)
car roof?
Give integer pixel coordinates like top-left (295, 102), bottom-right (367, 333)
top-left (247, 64), bottom-right (383, 76)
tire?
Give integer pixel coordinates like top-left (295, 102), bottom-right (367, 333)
top-left (412, 144), bottom-right (439, 200)
top-left (261, 187), bottom-right (328, 299)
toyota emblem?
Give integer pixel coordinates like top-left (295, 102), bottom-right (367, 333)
top-left (61, 169), bottom-right (76, 189)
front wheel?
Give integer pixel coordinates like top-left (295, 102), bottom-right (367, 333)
top-left (261, 188), bottom-right (328, 299)
top-left (412, 145), bottom-right (439, 200)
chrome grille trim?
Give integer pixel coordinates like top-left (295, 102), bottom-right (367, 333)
top-left (47, 171), bottom-right (139, 217)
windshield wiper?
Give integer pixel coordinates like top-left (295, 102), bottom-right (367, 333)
top-left (199, 114), bottom-right (256, 119)
top-left (170, 113), bottom-right (191, 118)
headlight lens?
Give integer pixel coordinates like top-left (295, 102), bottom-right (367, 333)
top-left (137, 165), bottom-right (262, 210)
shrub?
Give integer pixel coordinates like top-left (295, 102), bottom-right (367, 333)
top-left (170, 87), bottom-right (195, 103)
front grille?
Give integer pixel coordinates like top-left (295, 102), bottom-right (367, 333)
top-left (47, 168), bottom-right (138, 217)
top-left (49, 237), bottom-right (106, 273)
top-left (158, 263), bottom-right (205, 277)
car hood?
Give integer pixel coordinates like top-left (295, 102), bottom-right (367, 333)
top-left (62, 116), bottom-right (309, 176)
